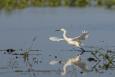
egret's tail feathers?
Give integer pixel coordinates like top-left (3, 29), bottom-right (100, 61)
top-left (49, 60), bottom-right (59, 65)
top-left (82, 30), bottom-right (88, 33)
top-left (49, 37), bottom-right (64, 42)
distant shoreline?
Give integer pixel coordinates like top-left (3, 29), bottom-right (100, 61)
top-left (0, 0), bottom-right (115, 11)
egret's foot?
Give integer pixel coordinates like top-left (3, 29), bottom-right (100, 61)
top-left (80, 48), bottom-right (86, 55)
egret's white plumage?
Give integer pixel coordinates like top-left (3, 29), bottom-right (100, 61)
top-left (49, 37), bottom-right (64, 42)
top-left (49, 60), bottom-right (60, 65)
top-left (61, 55), bottom-right (88, 75)
top-left (49, 28), bottom-right (89, 47)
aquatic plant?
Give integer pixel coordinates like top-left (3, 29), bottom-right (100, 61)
top-left (48, 47), bottom-right (115, 75)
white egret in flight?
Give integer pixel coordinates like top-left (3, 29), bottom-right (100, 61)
top-left (49, 28), bottom-right (89, 47)
top-left (49, 28), bottom-right (89, 54)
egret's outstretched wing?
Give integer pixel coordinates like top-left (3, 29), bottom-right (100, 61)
top-left (72, 30), bottom-right (89, 41)
top-left (49, 36), bottom-right (64, 42)
top-left (49, 60), bottom-right (59, 65)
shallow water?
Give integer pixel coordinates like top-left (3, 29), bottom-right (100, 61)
top-left (0, 7), bottom-right (115, 77)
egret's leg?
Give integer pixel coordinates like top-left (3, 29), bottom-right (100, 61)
top-left (80, 48), bottom-right (86, 55)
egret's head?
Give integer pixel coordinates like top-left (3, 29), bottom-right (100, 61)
top-left (60, 28), bottom-right (65, 32)
top-left (56, 28), bottom-right (65, 32)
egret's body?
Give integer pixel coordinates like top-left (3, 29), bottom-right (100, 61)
top-left (61, 55), bottom-right (88, 75)
top-left (61, 28), bottom-right (80, 47)
top-left (49, 28), bottom-right (89, 48)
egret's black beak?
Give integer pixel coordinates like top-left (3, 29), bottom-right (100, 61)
top-left (56, 29), bottom-right (60, 31)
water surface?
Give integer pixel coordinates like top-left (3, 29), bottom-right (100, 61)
top-left (0, 7), bottom-right (115, 77)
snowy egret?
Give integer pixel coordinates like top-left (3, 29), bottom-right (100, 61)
top-left (49, 28), bottom-right (89, 47)
top-left (49, 28), bottom-right (89, 54)
top-left (61, 55), bottom-right (88, 75)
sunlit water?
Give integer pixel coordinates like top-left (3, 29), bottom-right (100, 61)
top-left (0, 7), bottom-right (115, 77)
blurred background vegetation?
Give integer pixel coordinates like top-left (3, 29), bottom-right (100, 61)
top-left (0, 0), bottom-right (115, 11)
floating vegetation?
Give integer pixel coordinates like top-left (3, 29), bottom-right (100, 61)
top-left (23, 51), bottom-right (29, 62)
top-left (49, 47), bottom-right (115, 75)
top-left (0, 46), bottom-right (115, 76)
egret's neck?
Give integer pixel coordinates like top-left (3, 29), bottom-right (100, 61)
top-left (62, 30), bottom-right (67, 39)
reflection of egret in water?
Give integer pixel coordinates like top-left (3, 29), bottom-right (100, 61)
top-left (49, 54), bottom-right (89, 75)
top-left (49, 28), bottom-right (89, 54)
top-left (62, 55), bottom-right (88, 75)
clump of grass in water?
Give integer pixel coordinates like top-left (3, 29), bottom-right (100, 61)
top-left (50, 47), bottom-right (115, 75)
